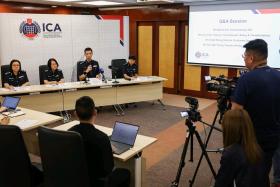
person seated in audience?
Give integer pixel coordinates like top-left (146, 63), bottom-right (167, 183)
top-left (69, 96), bottom-right (130, 187)
top-left (214, 109), bottom-right (265, 187)
top-left (3, 59), bottom-right (30, 90)
top-left (78, 47), bottom-right (101, 81)
top-left (43, 58), bottom-right (64, 85)
top-left (123, 55), bottom-right (138, 80)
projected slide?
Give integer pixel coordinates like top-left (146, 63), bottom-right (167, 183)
top-left (188, 7), bottom-right (280, 68)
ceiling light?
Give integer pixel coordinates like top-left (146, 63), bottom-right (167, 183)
top-left (79, 1), bottom-right (124, 6)
top-left (45, 0), bottom-right (82, 2)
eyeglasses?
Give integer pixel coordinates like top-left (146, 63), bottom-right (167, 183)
top-left (242, 53), bottom-right (248, 59)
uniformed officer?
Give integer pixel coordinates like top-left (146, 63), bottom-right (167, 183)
top-left (77, 47), bottom-right (101, 81)
top-left (123, 56), bottom-right (138, 80)
top-left (43, 58), bottom-right (64, 84)
top-left (3, 59), bottom-right (30, 89)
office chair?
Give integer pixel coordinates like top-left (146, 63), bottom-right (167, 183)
top-left (77, 61), bottom-right (84, 81)
top-left (0, 125), bottom-right (43, 187)
top-left (1, 64), bottom-right (10, 87)
top-left (110, 59), bottom-right (126, 79)
top-left (38, 127), bottom-right (90, 187)
top-left (39, 65), bottom-right (49, 85)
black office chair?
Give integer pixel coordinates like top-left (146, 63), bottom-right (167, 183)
top-left (0, 125), bottom-right (43, 187)
top-left (110, 59), bottom-right (126, 79)
top-left (1, 64), bottom-right (10, 87)
top-left (39, 65), bottom-right (49, 85)
top-left (38, 127), bottom-right (90, 187)
top-left (77, 61), bottom-right (83, 81)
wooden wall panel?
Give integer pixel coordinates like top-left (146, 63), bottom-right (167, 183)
top-left (184, 64), bottom-right (201, 91)
top-left (138, 26), bottom-right (153, 76)
top-left (183, 26), bottom-right (201, 91)
top-left (158, 26), bottom-right (175, 88)
top-left (209, 67), bottom-right (228, 77)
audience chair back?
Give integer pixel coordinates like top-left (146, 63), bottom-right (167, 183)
top-left (38, 127), bottom-right (90, 187)
top-left (0, 125), bottom-right (33, 187)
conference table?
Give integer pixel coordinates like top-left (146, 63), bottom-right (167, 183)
top-left (0, 76), bottom-right (166, 113)
top-left (54, 120), bottom-right (157, 187)
top-left (0, 107), bottom-right (63, 155)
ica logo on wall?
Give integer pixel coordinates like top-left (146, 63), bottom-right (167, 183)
top-left (19, 18), bottom-right (62, 39)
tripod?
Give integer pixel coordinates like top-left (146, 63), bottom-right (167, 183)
top-left (171, 117), bottom-right (216, 187)
top-left (189, 95), bottom-right (231, 186)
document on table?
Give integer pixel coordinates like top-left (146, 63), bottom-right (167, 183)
top-left (14, 119), bottom-right (38, 130)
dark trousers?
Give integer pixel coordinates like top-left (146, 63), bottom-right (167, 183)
top-left (261, 150), bottom-right (277, 187)
top-left (106, 168), bottom-right (130, 187)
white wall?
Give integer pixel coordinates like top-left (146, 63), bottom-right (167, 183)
top-left (0, 13), bottom-right (129, 85)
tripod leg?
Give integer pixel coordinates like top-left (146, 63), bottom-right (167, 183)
top-left (194, 130), bottom-right (217, 177)
top-left (189, 132), bottom-right (194, 162)
top-left (189, 111), bottom-right (220, 185)
top-left (171, 133), bottom-right (192, 187)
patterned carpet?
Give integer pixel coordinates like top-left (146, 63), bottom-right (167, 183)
top-left (92, 101), bottom-right (223, 187)
top-left (30, 98), bottom-right (223, 187)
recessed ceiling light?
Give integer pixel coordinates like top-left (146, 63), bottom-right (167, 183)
top-left (45, 0), bottom-right (82, 2)
top-left (79, 1), bottom-right (124, 6)
top-left (51, 5), bottom-right (58, 8)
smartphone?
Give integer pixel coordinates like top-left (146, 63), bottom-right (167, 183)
top-left (180, 111), bottom-right (189, 118)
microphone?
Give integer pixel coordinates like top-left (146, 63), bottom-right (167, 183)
top-left (99, 68), bottom-right (107, 83)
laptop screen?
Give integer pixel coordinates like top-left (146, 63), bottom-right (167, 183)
top-left (2, 96), bottom-right (20, 110)
top-left (111, 122), bottom-right (139, 146)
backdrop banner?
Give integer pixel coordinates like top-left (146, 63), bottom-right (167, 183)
top-left (0, 13), bottom-right (129, 84)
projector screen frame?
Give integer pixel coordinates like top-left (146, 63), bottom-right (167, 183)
top-left (186, 1), bottom-right (280, 69)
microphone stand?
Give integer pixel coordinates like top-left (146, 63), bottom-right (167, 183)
top-left (112, 68), bottom-right (119, 84)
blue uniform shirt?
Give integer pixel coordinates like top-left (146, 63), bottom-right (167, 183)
top-left (232, 66), bottom-right (280, 151)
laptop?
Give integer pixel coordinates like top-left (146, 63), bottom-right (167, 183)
top-left (2, 96), bottom-right (21, 112)
top-left (110, 121), bottom-right (139, 155)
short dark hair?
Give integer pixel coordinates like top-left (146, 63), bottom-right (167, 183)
top-left (75, 96), bottom-right (95, 121)
top-left (10, 59), bottom-right (22, 72)
top-left (243, 39), bottom-right (268, 61)
top-left (129, 55), bottom-right (136, 61)
top-left (47, 58), bottom-right (59, 69)
top-left (84, 47), bottom-right (93, 53)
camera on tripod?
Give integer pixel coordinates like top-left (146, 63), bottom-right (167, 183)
top-left (205, 75), bottom-right (238, 97)
top-left (181, 97), bottom-right (201, 122)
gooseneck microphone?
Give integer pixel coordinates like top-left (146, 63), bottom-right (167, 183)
top-left (99, 68), bottom-right (107, 83)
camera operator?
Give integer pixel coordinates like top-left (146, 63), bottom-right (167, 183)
top-left (215, 109), bottom-right (262, 187)
top-left (232, 39), bottom-right (280, 186)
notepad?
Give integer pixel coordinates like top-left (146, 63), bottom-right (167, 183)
top-left (2, 111), bottom-right (25, 118)
top-left (14, 119), bottom-right (38, 130)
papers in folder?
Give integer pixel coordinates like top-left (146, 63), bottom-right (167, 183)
top-left (14, 119), bottom-right (38, 130)
top-left (2, 111), bottom-right (25, 118)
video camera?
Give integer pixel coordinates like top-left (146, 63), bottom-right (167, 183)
top-left (181, 96), bottom-right (201, 122)
top-left (205, 75), bottom-right (238, 97)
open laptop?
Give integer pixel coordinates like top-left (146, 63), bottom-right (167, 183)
top-left (2, 96), bottom-right (21, 112)
top-left (110, 121), bottom-right (139, 155)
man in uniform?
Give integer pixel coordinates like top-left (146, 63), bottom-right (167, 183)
top-left (123, 56), bottom-right (138, 80)
top-left (77, 47), bottom-right (101, 81)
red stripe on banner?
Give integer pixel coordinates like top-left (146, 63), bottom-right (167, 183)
top-left (99, 15), bottom-right (124, 43)
top-left (258, 9), bottom-right (280, 14)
